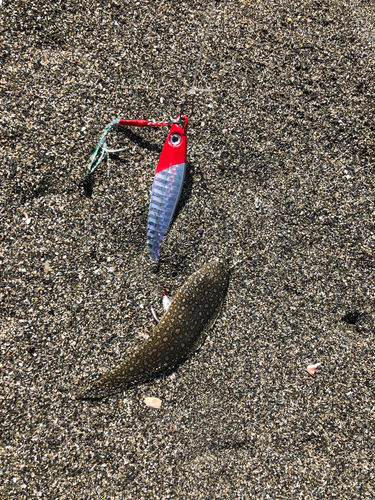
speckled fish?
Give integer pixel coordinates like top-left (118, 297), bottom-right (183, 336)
top-left (77, 260), bottom-right (229, 399)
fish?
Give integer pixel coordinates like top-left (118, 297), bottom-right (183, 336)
top-left (77, 260), bottom-right (229, 399)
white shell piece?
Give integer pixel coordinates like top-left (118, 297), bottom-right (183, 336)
top-left (163, 295), bottom-right (172, 312)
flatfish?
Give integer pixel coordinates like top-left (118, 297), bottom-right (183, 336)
top-left (77, 260), bottom-right (229, 399)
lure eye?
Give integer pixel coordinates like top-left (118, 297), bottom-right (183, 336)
top-left (170, 133), bottom-right (181, 146)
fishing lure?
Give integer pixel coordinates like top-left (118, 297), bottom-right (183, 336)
top-left (77, 260), bottom-right (229, 399)
top-left (147, 116), bottom-right (188, 262)
top-left (86, 116), bottom-right (188, 262)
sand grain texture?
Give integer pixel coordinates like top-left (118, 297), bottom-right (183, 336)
top-left (1, 0), bottom-right (374, 498)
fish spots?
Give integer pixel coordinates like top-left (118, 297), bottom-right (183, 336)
top-left (77, 260), bottom-right (229, 399)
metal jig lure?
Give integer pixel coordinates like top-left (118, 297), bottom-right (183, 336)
top-left (147, 116), bottom-right (188, 262)
top-left (85, 115), bottom-right (188, 263)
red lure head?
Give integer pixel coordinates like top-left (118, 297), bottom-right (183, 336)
top-left (155, 116), bottom-right (188, 174)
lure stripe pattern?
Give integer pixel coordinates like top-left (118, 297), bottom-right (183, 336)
top-left (77, 260), bottom-right (229, 399)
top-left (147, 163), bottom-right (186, 262)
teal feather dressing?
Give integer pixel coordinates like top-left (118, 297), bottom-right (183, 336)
top-left (77, 260), bottom-right (229, 399)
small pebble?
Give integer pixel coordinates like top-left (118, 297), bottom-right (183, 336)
top-left (307, 363), bottom-right (322, 376)
top-left (144, 397), bottom-right (162, 409)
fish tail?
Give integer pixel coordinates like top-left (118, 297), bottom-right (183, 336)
top-left (76, 364), bottom-right (129, 400)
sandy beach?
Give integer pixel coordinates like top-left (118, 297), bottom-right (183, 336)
top-left (1, 0), bottom-right (374, 498)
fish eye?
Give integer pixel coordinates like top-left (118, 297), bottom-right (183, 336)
top-left (170, 133), bottom-right (181, 146)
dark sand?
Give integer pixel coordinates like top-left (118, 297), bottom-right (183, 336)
top-left (1, 0), bottom-right (374, 498)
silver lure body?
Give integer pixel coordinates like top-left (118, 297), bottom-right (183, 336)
top-left (147, 163), bottom-right (186, 262)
